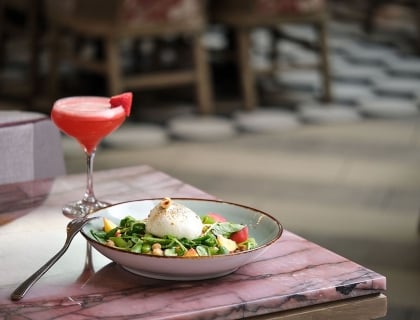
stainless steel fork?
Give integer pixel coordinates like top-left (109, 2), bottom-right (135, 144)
top-left (11, 216), bottom-right (98, 301)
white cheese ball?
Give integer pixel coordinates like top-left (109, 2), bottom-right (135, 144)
top-left (146, 198), bottom-right (203, 240)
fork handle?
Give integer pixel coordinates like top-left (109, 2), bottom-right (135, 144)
top-left (10, 236), bottom-right (74, 301)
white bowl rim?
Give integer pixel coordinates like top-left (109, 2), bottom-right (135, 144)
top-left (81, 197), bottom-right (284, 260)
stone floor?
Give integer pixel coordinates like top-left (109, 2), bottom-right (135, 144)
top-left (62, 116), bottom-right (420, 320)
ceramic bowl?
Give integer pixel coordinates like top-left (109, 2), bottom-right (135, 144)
top-left (81, 198), bottom-right (283, 280)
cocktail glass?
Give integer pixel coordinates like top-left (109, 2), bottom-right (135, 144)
top-left (51, 95), bottom-right (129, 218)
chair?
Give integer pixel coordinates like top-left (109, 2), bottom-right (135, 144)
top-left (0, 110), bottom-right (66, 224)
top-left (44, 0), bottom-right (214, 114)
top-left (363, 0), bottom-right (420, 53)
top-left (0, 110), bottom-right (66, 185)
top-left (209, 0), bottom-right (332, 110)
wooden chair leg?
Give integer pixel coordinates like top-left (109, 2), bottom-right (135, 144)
top-left (418, 207), bottom-right (420, 234)
top-left (28, 0), bottom-right (42, 106)
top-left (236, 28), bottom-right (258, 110)
top-left (47, 24), bottom-right (60, 102)
top-left (418, 213), bottom-right (420, 234)
top-left (0, 0), bottom-right (5, 70)
top-left (415, 0), bottom-right (420, 54)
top-left (104, 37), bottom-right (122, 95)
top-left (317, 18), bottom-right (332, 102)
top-left (192, 33), bottom-right (213, 114)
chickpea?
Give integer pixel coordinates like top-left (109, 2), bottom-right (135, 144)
top-left (152, 248), bottom-right (164, 256)
top-left (106, 240), bottom-right (115, 247)
top-left (152, 243), bottom-right (161, 250)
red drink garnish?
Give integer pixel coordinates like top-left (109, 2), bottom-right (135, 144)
top-left (110, 92), bottom-right (133, 116)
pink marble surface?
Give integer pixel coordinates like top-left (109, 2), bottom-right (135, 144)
top-left (0, 165), bottom-right (386, 319)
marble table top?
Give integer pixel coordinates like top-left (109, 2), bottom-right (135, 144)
top-left (0, 165), bottom-right (387, 319)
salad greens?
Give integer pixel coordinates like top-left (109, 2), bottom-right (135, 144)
top-left (91, 214), bottom-right (257, 257)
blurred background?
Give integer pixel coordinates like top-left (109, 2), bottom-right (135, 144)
top-left (1, 1), bottom-right (419, 319)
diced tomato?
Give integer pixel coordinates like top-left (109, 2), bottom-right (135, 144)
top-left (110, 92), bottom-right (133, 116)
top-left (206, 213), bottom-right (227, 222)
top-left (230, 226), bottom-right (249, 244)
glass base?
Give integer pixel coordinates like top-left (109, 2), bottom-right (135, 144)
top-left (62, 199), bottom-right (110, 219)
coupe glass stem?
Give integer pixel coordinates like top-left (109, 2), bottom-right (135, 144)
top-left (83, 149), bottom-right (97, 205)
top-left (62, 147), bottom-right (109, 218)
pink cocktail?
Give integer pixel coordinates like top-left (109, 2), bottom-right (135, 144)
top-left (51, 95), bottom-right (131, 218)
top-left (52, 96), bottom-right (126, 154)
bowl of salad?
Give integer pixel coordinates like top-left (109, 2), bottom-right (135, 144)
top-left (81, 197), bottom-right (283, 280)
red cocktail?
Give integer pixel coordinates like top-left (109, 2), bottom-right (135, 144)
top-left (52, 96), bottom-right (126, 154)
top-left (51, 94), bottom-right (132, 218)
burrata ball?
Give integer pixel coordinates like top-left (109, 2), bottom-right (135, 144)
top-left (146, 198), bottom-right (203, 240)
